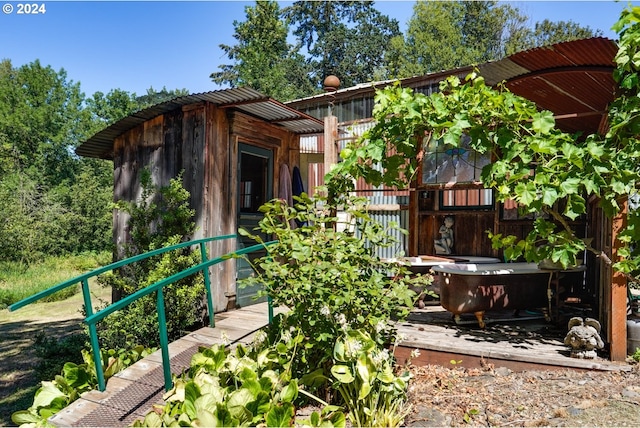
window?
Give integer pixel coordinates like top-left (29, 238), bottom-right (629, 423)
top-left (440, 188), bottom-right (493, 209)
top-left (421, 136), bottom-right (490, 185)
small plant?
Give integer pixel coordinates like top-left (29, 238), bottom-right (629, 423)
top-left (463, 408), bottom-right (480, 424)
top-left (133, 342), bottom-right (346, 427)
top-left (12, 345), bottom-right (154, 427)
top-left (330, 329), bottom-right (412, 428)
top-left (631, 347), bottom-right (640, 362)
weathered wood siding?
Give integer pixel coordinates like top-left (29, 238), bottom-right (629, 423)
top-left (111, 104), bottom-right (300, 313)
top-left (416, 211), bottom-right (496, 257)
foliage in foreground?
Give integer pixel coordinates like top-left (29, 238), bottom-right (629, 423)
top-left (134, 328), bottom-right (413, 428)
top-left (133, 341), bottom-right (346, 427)
top-left (12, 345), bottom-right (154, 427)
top-left (238, 191), bottom-right (431, 382)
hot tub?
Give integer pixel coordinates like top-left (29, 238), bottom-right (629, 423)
top-left (430, 262), bottom-right (559, 327)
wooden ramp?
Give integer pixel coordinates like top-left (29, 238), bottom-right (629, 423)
top-left (49, 303), bottom-right (630, 427)
top-left (49, 303), bottom-right (284, 427)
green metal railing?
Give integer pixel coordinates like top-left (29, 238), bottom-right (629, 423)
top-left (9, 235), bottom-right (276, 392)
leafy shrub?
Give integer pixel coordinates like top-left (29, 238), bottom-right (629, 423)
top-left (331, 329), bottom-right (412, 427)
top-left (96, 170), bottom-right (205, 350)
top-left (133, 341), bottom-right (345, 427)
top-left (238, 191), bottom-right (431, 383)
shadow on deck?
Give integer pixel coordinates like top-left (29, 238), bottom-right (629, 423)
top-left (50, 303), bottom-right (631, 427)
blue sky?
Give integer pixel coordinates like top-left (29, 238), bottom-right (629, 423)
top-left (0, 1), bottom-right (634, 98)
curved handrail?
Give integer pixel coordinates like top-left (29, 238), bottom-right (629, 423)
top-left (9, 235), bottom-right (276, 392)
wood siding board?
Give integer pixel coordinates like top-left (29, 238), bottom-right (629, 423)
top-left (181, 107), bottom-right (206, 234)
top-left (230, 112), bottom-right (288, 146)
top-left (142, 116), bottom-right (163, 149)
top-left (163, 109), bottom-right (183, 186)
top-left (206, 104), bottom-right (234, 311)
top-left (610, 199), bottom-right (628, 361)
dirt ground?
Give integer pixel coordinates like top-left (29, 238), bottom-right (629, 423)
top-left (0, 287), bottom-right (109, 427)
top-left (405, 362), bottom-right (640, 427)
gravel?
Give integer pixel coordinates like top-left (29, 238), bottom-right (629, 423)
top-left (405, 362), bottom-right (640, 427)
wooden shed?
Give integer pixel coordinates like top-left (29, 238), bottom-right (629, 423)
top-left (76, 87), bottom-right (323, 312)
top-left (287, 38), bottom-right (632, 360)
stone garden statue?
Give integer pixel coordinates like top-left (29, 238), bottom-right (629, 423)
top-left (563, 317), bottom-right (604, 359)
top-left (434, 216), bottom-right (454, 255)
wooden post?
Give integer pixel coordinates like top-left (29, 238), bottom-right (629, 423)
top-left (324, 115), bottom-right (338, 175)
top-left (609, 197), bottom-right (629, 361)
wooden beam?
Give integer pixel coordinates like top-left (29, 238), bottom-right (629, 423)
top-left (609, 198), bottom-right (629, 361)
top-left (324, 115), bottom-right (338, 175)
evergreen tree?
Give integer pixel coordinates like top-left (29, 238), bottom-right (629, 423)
top-left (211, 1), bottom-right (315, 100)
top-left (387, 1), bottom-right (599, 78)
top-left (284, 0), bottom-right (401, 88)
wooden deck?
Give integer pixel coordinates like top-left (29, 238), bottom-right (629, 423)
top-left (49, 302), bottom-right (631, 427)
top-left (396, 304), bottom-right (631, 372)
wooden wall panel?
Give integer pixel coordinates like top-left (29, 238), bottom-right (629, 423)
top-left (419, 212), bottom-right (495, 256)
top-left (162, 109), bottom-right (183, 186)
top-left (109, 105), bottom-right (300, 313)
top-left (204, 104), bottom-right (235, 311)
top-left (181, 106), bottom-right (206, 228)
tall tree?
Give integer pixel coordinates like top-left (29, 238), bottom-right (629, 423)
top-left (387, 1), bottom-right (599, 79)
top-left (211, 1), bottom-right (315, 100)
top-left (387, 1), bottom-right (523, 77)
top-left (85, 86), bottom-right (190, 136)
top-left (284, 1), bottom-right (401, 88)
top-left (0, 59), bottom-right (84, 185)
top-left (0, 57), bottom-right (189, 261)
top-left (135, 86), bottom-right (190, 108)
top-left (505, 19), bottom-right (602, 55)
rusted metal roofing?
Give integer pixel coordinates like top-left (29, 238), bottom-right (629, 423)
top-left (479, 37), bottom-right (617, 136)
top-left (288, 37), bottom-right (618, 138)
top-left (76, 87), bottom-right (325, 159)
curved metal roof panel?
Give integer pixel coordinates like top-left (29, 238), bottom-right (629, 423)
top-left (76, 87), bottom-right (324, 159)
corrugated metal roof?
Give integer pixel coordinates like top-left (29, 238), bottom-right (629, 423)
top-left (482, 37), bottom-right (617, 136)
top-left (76, 87), bottom-right (325, 159)
top-left (288, 37), bottom-right (618, 138)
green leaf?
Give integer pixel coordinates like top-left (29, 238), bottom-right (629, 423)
top-left (265, 403), bottom-right (295, 428)
top-left (559, 177), bottom-right (580, 195)
top-left (611, 179), bottom-right (629, 194)
top-left (531, 111), bottom-right (555, 134)
top-left (541, 188), bottom-right (558, 207)
top-left (331, 365), bottom-right (355, 383)
top-left (193, 409), bottom-right (217, 427)
top-left (333, 340), bottom-right (347, 363)
top-left (32, 381), bottom-right (66, 409)
top-left (529, 138), bottom-right (556, 154)
top-left (11, 410), bottom-right (41, 425)
top-left (515, 182), bottom-right (536, 206)
top-left (280, 380), bottom-right (298, 403)
top-left (564, 195), bottom-right (586, 220)
top-left (310, 411), bottom-right (320, 426)
top-left (184, 382), bottom-right (201, 419)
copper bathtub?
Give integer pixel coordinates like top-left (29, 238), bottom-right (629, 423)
top-left (430, 263), bottom-right (555, 328)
